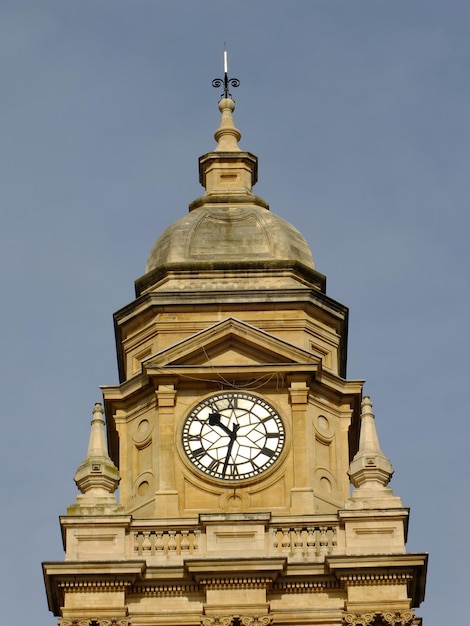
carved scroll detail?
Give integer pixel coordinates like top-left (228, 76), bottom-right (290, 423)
top-left (382, 610), bottom-right (415, 625)
top-left (343, 610), bottom-right (416, 626)
top-left (240, 617), bottom-right (273, 626)
top-left (201, 616), bottom-right (272, 626)
top-left (201, 618), bottom-right (233, 626)
top-left (344, 613), bottom-right (375, 626)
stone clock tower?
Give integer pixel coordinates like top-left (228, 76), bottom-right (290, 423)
top-left (43, 93), bottom-right (427, 626)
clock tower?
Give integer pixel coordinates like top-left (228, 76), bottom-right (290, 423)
top-left (43, 89), bottom-right (427, 626)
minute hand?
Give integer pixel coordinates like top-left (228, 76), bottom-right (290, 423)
top-left (221, 423), bottom-right (239, 478)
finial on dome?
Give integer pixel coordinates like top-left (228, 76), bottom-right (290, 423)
top-left (183, 55), bottom-right (261, 207)
top-left (214, 98), bottom-right (242, 151)
top-left (212, 47), bottom-right (240, 100)
top-left (210, 49), bottom-right (242, 151)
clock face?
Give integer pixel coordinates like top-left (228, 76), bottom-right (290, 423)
top-left (182, 391), bottom-right (285, 481)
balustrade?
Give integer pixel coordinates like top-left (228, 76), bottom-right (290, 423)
top-left (133, 528), bottom-right (199, 557)
top-left (272, 525), bottom-right (337, 558)
top-left (131, 522), bottom-right (338, 561)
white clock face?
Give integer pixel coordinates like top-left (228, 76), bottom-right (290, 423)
top-left (182, 391), bottom-right (285, 481)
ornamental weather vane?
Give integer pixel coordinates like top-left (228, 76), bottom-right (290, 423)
top-left (212, 48), bottom-right (240, 100)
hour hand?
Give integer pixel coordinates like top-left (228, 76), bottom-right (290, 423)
top-left (208, 412), bottom-right (232, 436)
top-left (209, 411), bottom-right (222, 426)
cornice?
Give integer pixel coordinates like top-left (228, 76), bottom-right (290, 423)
top-left (114, 285), bottom-right (349, 340)
top-left (185, 557), bottom-right (287, 583)
top-left (326, 553), bottom-right (428, 606)
top-left (43, 560), bottom-right (146, 577)
top-left (326, 553), bottom-right (427, 571)
top-left (133, 263), bottom-right (327, 299)
top-left (43, 561), bottom-right (146, 616)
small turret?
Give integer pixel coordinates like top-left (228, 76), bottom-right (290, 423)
top-left (195, 96), bottom-right (261, 202)
top-left (67, 402), bottom-right (124, 515)
top-left (346, 396), bottom-right (403, 509)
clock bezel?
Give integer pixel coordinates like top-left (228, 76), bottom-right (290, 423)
top-left (180, 391), bottom-right (287, 483)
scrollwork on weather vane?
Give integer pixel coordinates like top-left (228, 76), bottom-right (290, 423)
top-left (212, 48), bottom-right (240, 99)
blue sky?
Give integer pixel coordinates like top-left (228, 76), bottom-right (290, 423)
top-left (0, 2), bottom-right (468, 624)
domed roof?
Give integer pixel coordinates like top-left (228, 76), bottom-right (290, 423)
top-left (145, 97), bottom-right (314, 275)
top-left (146, 204), bottom-right (314, 272)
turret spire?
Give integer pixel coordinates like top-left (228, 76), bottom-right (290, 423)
top-left (67, 402), bottom-right (124, 515)
top-left (347, 396), bottom-right (403, 508)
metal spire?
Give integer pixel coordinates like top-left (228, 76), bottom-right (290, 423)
top-left (212, 47), bottom-right (240, 100)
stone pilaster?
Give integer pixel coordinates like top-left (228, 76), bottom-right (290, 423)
top-left (288, 379), bottom-right (314, 513)
top-left (155, 383), bottom-right (179, 516)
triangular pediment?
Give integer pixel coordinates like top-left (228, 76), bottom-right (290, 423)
top-left (143, 317), bottom-right (321, 380)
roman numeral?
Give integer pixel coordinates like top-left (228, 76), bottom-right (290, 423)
top-left (207, 459), bottom-right (220, 473)
top-left (188, 435), bottom-right (201, 442)
top-left (261, 447), bottom-right (275, 458)
top-left (192, 447), bottom-right (205, 460)
top-left (227, 395), bottom-right (238, 409)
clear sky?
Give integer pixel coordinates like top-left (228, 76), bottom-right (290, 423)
top-left (0, 2), bottom-right (468, 624)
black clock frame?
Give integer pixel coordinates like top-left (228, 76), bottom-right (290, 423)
top-left (181, 391), bottom-right (285, 481)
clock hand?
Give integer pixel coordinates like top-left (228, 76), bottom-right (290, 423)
top-left (208, 411), bottom-right (233, 436)
top-left (208, 411), bottom-right (221, 425)
top-left (221, 423), bottom-right (239, 477)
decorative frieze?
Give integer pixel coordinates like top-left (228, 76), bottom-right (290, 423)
top-left (133, 582), bottom-right (200, 597)
top-left (340, 572), bottom-right (413, 586)
top-left (273, 577), bottom-right (340, 593)
top-left (58, 580), bottom-right (131, 593)
top-left (199, 577), bottom-right (273, 590)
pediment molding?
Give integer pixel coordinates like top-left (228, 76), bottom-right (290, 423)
top-left (143, 317), bottom-right (321, 385)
